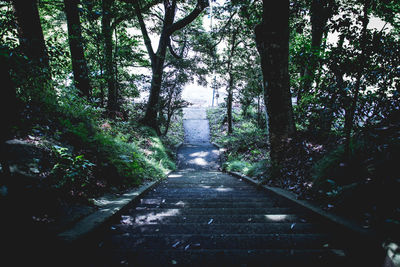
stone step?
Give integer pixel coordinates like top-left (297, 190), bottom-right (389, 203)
top-left (162, 180), bottom-right (246, 185)
top-left (137, 197), bottom-right (289, 205)
top-left (115, 214), bottom-right (304, 224)
top-left (111, 222), bottom-right (323, 235)
top-left (144, 190), bottom-right (275, 196)
top-left (153, 185), bottom-right (263, 190)
top-left (151, 188), bottom-right (268, 195)
top-left (129, 207), bottom-right (300, 216)
top-left (158, 184), bottom-right (253, 189)
top-left (135, 200), bottom-right (285, 209)
top-left (104, 233), bottom-right (338, 250)
top-left (99, 248), bottom-right (348, 267)
top-left (144, 192), bottom-right (277, 198)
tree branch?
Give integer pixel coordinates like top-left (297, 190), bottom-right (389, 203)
top-left (134, 0), bottom-right (155, 64)
top-left (112, 0), bottom-right (162, 29)
top-left (168, 39), bottom-right (182, 59)
top-left (166, 0), bottom-right (208, 35)
top-left (210, 10), bottom-right (238, 50)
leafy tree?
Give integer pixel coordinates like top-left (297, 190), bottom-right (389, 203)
top-left (64, 0), bottom-right (92, 98)
top-left (12, 0), bottom-right (52, 101)
top-left (133, 0), bottom-right (209, 133)
top-left (343, 0), bottom-right (371, 160)
top-left (102, 0), bottom-right (118, 114)
top-left (299, 0), bottom-right (336, 101)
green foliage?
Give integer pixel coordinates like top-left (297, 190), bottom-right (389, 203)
top-left (312, 141), bottom-right (367, 191)
top-left (246, 160), bottom-right (270, 178)
top-left (223, 160), bottom-right (251, 174)
top-left (312, 119), bottom-right (400, 211)
top-left (50, 146), bottom-right (95, 191)
top-left (208, 107), bottom-right (269, 178)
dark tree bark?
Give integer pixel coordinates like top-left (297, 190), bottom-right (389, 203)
top-left (102, 0), bottom-right (118, 114)
top-left (299, 0), bottom-right (335, 101)
top-left (0, 51), bottom-right (16, 175)
top-left (255, 0), bottom-right (295, 172)
top-left (227, 73), bottom-right (234, 134)
top-left (134, 0), bottom-right (208, 133)
top-left (12, 0), bottom-right (51, 83)
top-left (64, 0), bottom-right (92, 98)
top-left (226, 30), bottom-right (238, 135)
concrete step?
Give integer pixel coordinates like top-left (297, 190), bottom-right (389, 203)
top-left (144, 192), bottom-right (278, 198)
top-left (115, 213), bottom-right (304, 224)
top-left (99, 248), bottom-right (348, 267)
top-left (129, 207), bottom-right (300, 216)
top-left (147, 188), bottom-right (267, 195)
top-left (111, 222), bottom-right (324, 235)
top-left (135, 200), bottom-right (286, 209)
top-left (161, 180), bottom-right (247, 186)
top-left (157, 184), bottom-right (262, 190)
top-left (104, 233), bottom-right (338, 250)
top-left (137, 197), bottom-right (290, 205)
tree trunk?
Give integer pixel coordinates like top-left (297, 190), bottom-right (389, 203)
top-left (0, 51), bottom-right (16, 175)
top-left (12, 0), bottom-right (51, 87)
top-left (227, 73), bottom-right (234, 134)
top-left (102, 0), bottom-right (118, 114)
top-left (226, 30), bottom-right (237, 135)
top-left (344, 0), bottom-right (370, 160)
top-left (301, 0), bottom-right (334, 97)
top-left (142, 53), bottom-right (166, 133)
top-left (64, 0), bottom-right (92, 98)
top-left (255, 0), bottom-right (295, 172)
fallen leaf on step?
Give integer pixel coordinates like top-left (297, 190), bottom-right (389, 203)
top-left (172, 241), bottom-right (181, 248)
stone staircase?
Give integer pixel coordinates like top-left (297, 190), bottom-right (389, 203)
top-left (89, 108), bottom-right (378, 266)
top-left (96, 170), bottom-right (352, 266)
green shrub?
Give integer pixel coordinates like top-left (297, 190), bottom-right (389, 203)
top-left (312, 139), bottom-right (368, 191)
top-left (47, 95), bottom-right (176, 195)
top-left (223, 160), bottom-right (251, 173)
top-left (247, 160), bottom-right (269, 178)
top-left (50, 145), bottom-right (95, 192)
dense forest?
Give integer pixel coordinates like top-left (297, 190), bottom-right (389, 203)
top-left (0, 0), bottom-right (399, 260)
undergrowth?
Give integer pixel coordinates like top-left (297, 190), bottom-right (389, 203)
top-left (207, 107), bottom-right (269, 178)
top-left (11, 88), bottom-right (178, 201)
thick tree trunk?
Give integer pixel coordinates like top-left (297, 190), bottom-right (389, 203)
top-left (102, 0), bottom-right (118, 114)
top-left (142, 52), bottom-right (166, 133)
top-left (12, 0), bottom-right (51, 85)
top-left (64, 0), bottom-right (92, 98)
top-left (0, 51), bottom-right (16, 175)
top-left (255, 0), bottom-right (295, 171)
